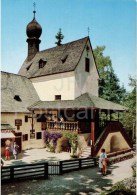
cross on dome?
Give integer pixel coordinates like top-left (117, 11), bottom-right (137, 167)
top-left (33, 2), bottom-right (36, 19)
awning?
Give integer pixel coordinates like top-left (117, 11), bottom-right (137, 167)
top-left (1, 131), bottom-right (15, 139)
top-left (1, 123), bottom-right (15, 130)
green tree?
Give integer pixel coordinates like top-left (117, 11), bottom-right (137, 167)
top-left (55, 28), bottom-right (64, 46)
top-left (122, 76), bottom-right (136, 140)
top-left (93, 46), bottom-right (127, 104)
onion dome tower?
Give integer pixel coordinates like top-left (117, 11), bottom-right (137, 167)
top-left (26, 4), bottom-right (42, 61)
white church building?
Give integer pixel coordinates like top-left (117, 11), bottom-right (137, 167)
top-left (1, 10), bottom-right (132, 157)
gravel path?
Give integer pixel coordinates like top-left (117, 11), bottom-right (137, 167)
top-left (1, 155), bottom-right (135, 195)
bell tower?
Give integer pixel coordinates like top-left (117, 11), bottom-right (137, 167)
top-left (26, 3), bottom-right (42, 61)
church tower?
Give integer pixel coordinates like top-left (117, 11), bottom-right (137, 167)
top-left (26, 6), bottom-right (42, 61)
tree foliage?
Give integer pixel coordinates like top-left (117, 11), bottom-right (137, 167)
top-left (93, 46), bottom-right (127, 104)
top-left (122, 76), bottom-right (136, 138)
top-left (93, 45), bottom-right (136, 138)
top-left (55, 28), bottom-right (64, 46)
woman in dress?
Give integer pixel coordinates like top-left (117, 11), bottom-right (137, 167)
top-left (13, 142), bottom-right (19, 160)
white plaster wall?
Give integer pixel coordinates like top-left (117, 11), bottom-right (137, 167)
top-left (97, 132), bottom-right (130, 156)
top-left (75, 40), bottom-right (99, 98)
top-left (31, 72), bottom-right (75, 101)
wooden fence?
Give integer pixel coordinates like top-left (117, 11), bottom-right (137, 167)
top-left (1, 162), bottom-right (48, 182)
top-left (1, 157), bottom-right (97, 182)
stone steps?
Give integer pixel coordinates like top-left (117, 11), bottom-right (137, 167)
top-left (79, 146), bottom-right (91, 158)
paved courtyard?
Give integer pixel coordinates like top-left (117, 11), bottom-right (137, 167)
top-left (3, 148), bottom-right (72, 166)
top-left (1, 148), bottom-right (135, 195)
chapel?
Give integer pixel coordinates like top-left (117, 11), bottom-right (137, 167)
top-left (1, 9), bottom-right (132, 157)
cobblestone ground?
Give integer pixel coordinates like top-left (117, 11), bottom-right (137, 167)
top-left (1, 154), bottom-right (135, 195)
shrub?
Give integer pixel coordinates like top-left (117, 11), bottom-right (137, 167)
top-left (107, 178), bottom-right (136, 195)
top-left (131, 161), bottom-right (136, 177)
top-left (64, 132), bottom-right (78, 155)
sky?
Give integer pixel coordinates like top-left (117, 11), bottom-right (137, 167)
top-left (1, 0), bottom-right (136, 91)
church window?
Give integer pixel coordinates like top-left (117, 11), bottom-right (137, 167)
top-left (14, 95), bottom-right (22, 102)
top-left (85, 58), bottom-right (90, 72)
top-left (39, 59), bottom-right (47, 69)
top-left (25, 115), bottom-right (28, 122)
top-left (55, 95), bottom-right (61, 100)
top-left (36, 132), bottom-right (42, 139)
top-left (23, 134), bottom-right (28, 141)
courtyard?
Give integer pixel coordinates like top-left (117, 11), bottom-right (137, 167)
top-left (3, 148), bottom-right (72, 167)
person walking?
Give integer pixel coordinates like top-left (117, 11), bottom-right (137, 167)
top-left (13, 142), bottom-right (19, 160)
top-left (99, 148), bottom-right (107, 176)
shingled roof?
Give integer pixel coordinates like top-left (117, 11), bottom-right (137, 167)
top-left (28, 93), bottom-right (128, 111)
top-left (1, 71), bottom-right (40, 113)
top-left (18, 37), bottom-right (89, 78)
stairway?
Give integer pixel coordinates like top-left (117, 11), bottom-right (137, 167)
top-left (79, 146), bottom-right (91, 158)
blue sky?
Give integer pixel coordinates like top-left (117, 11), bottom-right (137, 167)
top-left (1, 0), bottom-right (136, 91)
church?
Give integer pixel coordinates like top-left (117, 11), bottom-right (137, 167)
top-left (1, 9), bottom-right (132, 157)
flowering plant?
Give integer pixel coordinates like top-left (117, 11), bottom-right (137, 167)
top-left (43, 131), bottom-right (62, 152)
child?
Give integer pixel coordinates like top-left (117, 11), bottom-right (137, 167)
top-left (5, 146), bottom-right (10, 160)
top-left (13, 142), bottom-right (19, 160)
top-left (100, 148), bottom-right (107, 175)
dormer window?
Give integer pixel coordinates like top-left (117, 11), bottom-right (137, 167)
top-left (61, 54), bottom-right (68, 63)
top-left (85, 58), bottom-right (90, 72)
top-left (39, 59), bottom-right (47, 69)
top-left (14, 95), bottom-right (22, 102)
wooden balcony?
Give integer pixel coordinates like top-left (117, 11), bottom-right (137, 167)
top-left (46, 121), bottom-right (79, 132)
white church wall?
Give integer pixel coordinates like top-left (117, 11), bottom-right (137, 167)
top-left (31, 72), bottom-right (75, 101)
top-left (75, 40), bottom-right (99, 98)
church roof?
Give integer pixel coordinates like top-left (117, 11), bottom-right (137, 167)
top-left (28, 93), bottom-right (128, 111)
top-left (18, 37), bottom-right (89, 78)
top-left (1, 71), bottom-right (40, 113)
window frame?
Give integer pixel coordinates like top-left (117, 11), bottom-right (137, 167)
top-left (55, 95), bottom-right (61, 100)
top-left (23, 134), bottom-right (28, 141)
top-left (85, 57), bottom-right (90, 72)
top-left (36, 132), bottom-right (42, 140)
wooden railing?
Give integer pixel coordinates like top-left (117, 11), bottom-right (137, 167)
top-left (46, 121), bottom-right (79, 132)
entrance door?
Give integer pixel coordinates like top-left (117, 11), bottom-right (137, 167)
top-left (15, 132), bottom-right (22, 152)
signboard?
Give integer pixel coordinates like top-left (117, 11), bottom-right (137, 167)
top-left (15, 119), bottom-right (22, 126)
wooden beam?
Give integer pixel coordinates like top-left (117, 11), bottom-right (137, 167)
top-left (91, 109), bottom-right (96, 156)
